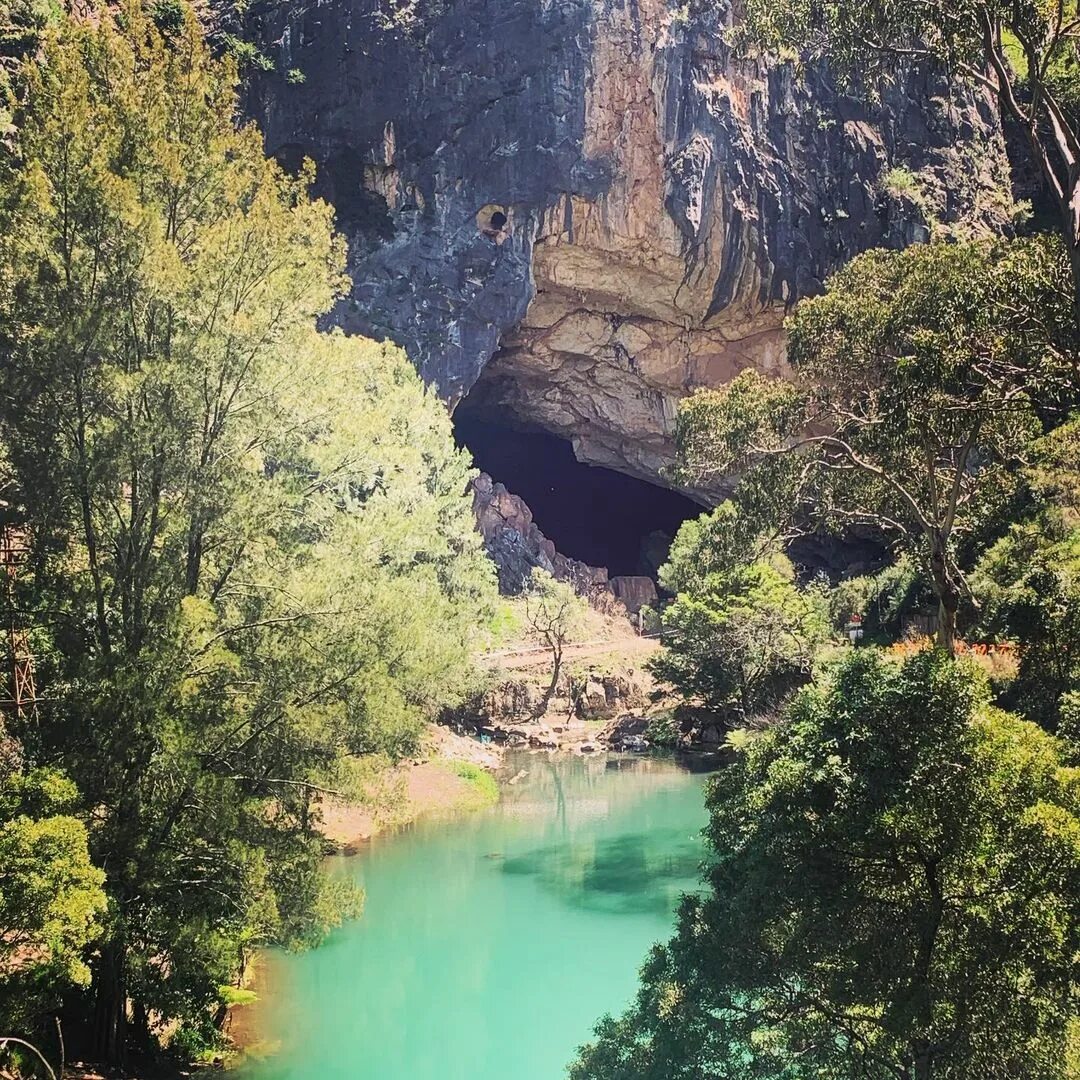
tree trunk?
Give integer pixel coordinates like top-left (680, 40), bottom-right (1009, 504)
top-left (534, 641), bottom-right (562, 719)
top-left (936, 590), bottom-right (958, 656)
top-left (91, 937), bottom-right (127, 1065)
top-left (1064, 185), bottom-right (1080, 310)
top-left (913, 1045), bottom-right (934, 1080)
top-left (928, 532), bottom-right (958, 656)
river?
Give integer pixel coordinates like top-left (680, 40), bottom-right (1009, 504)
top-left (240, 751), bottom-right (713, 1080)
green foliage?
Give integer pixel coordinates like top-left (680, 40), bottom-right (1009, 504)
top-left (573, 650), bottom-right (1080, 1080)
top-left (1059, 692), bottom-right (1080, 763)
top-left (523, 569), bottom-right (586, 636)
top-left (0, 0), bottom-right (59, 140)
top-left (658, 501), bottom-right (778, 596)
top-left (217, 985), bottom-right (257, 1007)
top-left (450, 762), bottom-right (499, 809)
top-left (882, 164), bottom-right (922, 199)
top-left (642, 711), bottom-right (681, 749)
top-left (675, 237), bottom-right (1076, 650)
top-left (522, 568), bottom-right (587, 713)
top-left (738, 0), bottom-right (1080, 284)
top-left (0, 0), bottom-right (495, 1057)
top-left (880, 165), bottom-right (936, 228)
top-left (653, 511), bottom-right (830, 725)
top-left (148, 0), bottom-right (185, 34)
top-left (973, 414), bottom-right (1080, 730)
top-left (0, 762), bottom-right (106, 1029)
top-left (827, 555), bottom-right (928, 637)
top-left (1025, 411), bottom-right (1080, 521)
top-left (219, 31), bottom-right (273, 71)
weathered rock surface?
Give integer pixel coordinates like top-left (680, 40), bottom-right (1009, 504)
top-left (608, 575), bottom-right (659, 614)
top-left (465, 667), bottom-right (648, 730)
top-left (233, 0), bottom-right (1013, 485)
top-left (573, 669), bottom-right (649, 719)
top-left (472, 471), bottom-right (675, 602)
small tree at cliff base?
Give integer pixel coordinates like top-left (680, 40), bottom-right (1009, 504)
top-left (522, 569), bottom-right (586, 717)
top-left (674, 237), bottom-right (1077, 654)
top-left (572, 649), bottom-right (1080, 1080)
top-left (740, 0), bottom-right (1080, 299)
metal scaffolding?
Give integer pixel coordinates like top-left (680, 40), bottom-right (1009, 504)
top-left (0, 523), bottom-right (37, 719)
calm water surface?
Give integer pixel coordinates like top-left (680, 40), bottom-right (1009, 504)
top-left (242, 752), bottom-right (711, 1080)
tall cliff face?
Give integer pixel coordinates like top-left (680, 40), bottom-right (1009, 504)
top-left (235, 0), bottom-right (1012, 484)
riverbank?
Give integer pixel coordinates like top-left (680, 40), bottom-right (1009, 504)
top-left (317, 725), bottom-right (504, 854)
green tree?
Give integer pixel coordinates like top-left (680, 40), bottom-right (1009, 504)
top-left (651, 504), bottom-right (829, 726)
top-left (573, 650), bottom-right (1080, 1080)
top-left (0, 751), bottom-right (106, 1032)
top-left (973, 414), bottom-right (1080, 730)
top-left (740, 0), bottom-right (1080, 295)
top-left (827, 555), bottom-right (929, 641)
top-left (675, 238), bottom-right (1076, 653)
top-left (0, 1), bottom-right (494, 1059)
top-left (522, 568), bottom-right (586, 716)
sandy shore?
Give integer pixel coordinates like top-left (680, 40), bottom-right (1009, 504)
top-left (317, 725), bottom-right (503, 853)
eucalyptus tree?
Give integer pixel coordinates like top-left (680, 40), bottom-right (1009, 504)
top-left (573, 650), bottom-right (1080, 1080)
top-left (675, 237), bottom-right (1076, 653)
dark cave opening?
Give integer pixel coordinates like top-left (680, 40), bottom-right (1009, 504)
top-left (454, 414), bottom-right (705, 577)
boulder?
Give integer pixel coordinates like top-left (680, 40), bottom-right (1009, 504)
top-left (579, 678), bottom-right (610, 719)
top-left (470, 472), bottom-right (610, 596)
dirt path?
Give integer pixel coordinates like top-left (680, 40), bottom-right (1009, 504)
top-left (479, 634), bottom-right (661, 670)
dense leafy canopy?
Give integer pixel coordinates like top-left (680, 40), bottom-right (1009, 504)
top-left (652, 506), bottom-right (829, 726)
top-left (573, 650), bottom-right (1080, 1080)
top-left (675, 237), bottom-right (1076, 651)
top-left (0, 760), bottom-right (105, 1029)
top-left (2, 0), bottom-right (1080, 1075)
top-left (973, 415), bottom-right (1080, 733)
top-left (0, 0), bottom-right (495, 1058)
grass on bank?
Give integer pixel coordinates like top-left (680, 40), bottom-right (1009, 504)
top-left (448, 761), bottom-right (500, 810)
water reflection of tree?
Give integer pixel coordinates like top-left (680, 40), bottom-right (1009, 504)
top-left (505, 757), bottom-right (704, 914)
top-left (546, 757), bottom-right (568, 837)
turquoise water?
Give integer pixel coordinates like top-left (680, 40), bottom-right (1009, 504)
top-left (242, 753), bottom-right (712, 1080)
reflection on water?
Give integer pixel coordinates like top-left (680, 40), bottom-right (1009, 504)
top-left (501, 830), bottom-right (704, 915)
top-left (240, 752), bottom-right (712, 1080)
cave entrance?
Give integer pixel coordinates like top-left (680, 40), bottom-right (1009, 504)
top-left (453, 414), bottom-right (704, 578)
